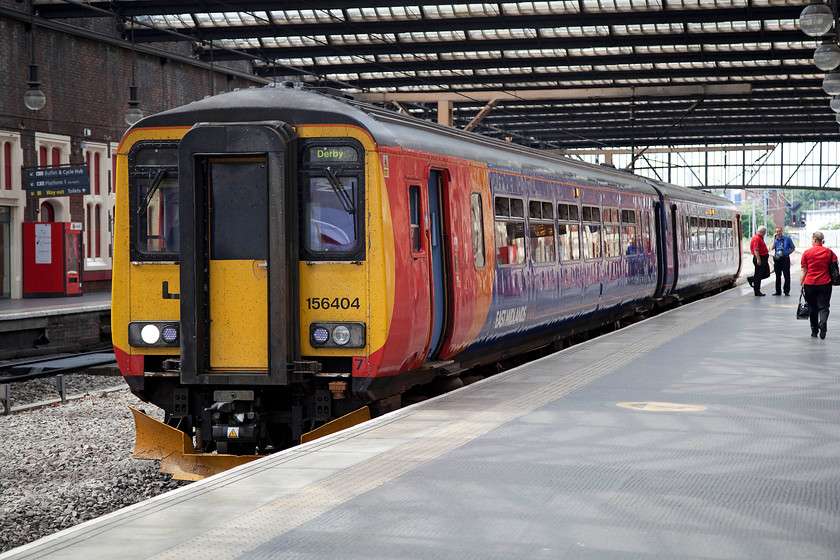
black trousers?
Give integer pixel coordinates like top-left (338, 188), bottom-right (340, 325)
top-left (804, 283), bottom-right (832, 329)
top-left (774, 256), bottom-right (791, 295)
top-left (747, 255), bottom-right (769, 294)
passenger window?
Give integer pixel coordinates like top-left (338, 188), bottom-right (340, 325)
top-left (698, 218), bottom-right (707, 251)
top-left (582, 205), bottom-right (602, 260)
top-left (471, 192), bottom-right (485, 268)
top-left (529, 199), bottom-right (556, 264)
top-left (690, 216), bottom-right (699, 251)
top-left (130, 144), bottom-right (179, 256)
top-left (621, 209), bottom-right (639, 255)
top-left (409, 185), bottom-right (422, 253)
top-left (494, 196), bottom-right (526, 266)
top-left (557, 203), bottom-right (580, 262)
top-left (604, 207), bottom-right (620, 258)
top-left (705, 217), bottom-right (714, 249)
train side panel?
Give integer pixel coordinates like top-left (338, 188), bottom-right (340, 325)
top-left (463, 170), bottom-right (661, 357)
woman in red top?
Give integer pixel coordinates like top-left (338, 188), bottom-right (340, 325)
top-left (800, 231), bottom-right (838, 339)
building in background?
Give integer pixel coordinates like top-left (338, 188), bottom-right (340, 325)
top-left (0, 2), bottom-right (261, 298)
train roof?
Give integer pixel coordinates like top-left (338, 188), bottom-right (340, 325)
top-left (133, 85), bottom-right (737, 212)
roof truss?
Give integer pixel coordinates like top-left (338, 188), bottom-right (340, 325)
top-left (32, 0), bottom-right (840, 149)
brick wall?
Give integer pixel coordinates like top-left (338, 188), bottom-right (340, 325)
top-left (0, 311), bottom-right (111, 359)
top-left (0, 1), bottom-right (261, 225)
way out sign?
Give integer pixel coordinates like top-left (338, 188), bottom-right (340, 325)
top-left (26, 165), bottom-right (90, 197)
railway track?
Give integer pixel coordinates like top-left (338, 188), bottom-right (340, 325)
top-left (0, 348), bottom-right (121, 414)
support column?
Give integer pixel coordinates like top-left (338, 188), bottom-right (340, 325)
top-left (437, 100), bottom-right (453, 127)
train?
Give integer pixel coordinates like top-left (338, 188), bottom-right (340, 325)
top-left (112, 84), bottom-right (741, 477)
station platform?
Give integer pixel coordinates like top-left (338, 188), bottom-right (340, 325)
top-left (0, 291), bottom-right (110, 321)
top-left (0, 292), bottom-right (111, 360)
top-left (3, 274), bottom-right (839, 560)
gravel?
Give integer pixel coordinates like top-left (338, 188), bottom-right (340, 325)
top-left (0, 374), bottom-right (192, 554)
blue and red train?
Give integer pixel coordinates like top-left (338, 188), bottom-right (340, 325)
top-left (112, 85), bottom-right (740, 475)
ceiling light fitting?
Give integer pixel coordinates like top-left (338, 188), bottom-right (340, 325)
top-left (124, 84), bottom-right (143, 125)
top-left (814, 40), bottom-right (840, 71)
top-left (800, 1), bottom-right (835, 37)
top-left (23, 63), bottom-right (46, 111)
top-left (824, 70), bottom-right (840, 95)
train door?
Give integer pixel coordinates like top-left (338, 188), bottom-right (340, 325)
top-left (652, 200), bottom-right (671, 298)
top-left (205, 159), bottom-right (268, 370)
top-left (670, 202), bottom-right (680, 292)
top-left (427, 170), bottom-right (449, 359)
top-left (178, 122), bottom-right (298, 384)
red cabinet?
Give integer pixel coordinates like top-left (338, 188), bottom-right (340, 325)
top-left (22, 222), bottom-right (83, 297)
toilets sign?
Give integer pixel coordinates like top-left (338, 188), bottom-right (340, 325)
top-left (26, 165), bottom-right (90, 197)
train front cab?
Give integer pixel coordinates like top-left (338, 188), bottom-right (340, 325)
top-left (115, 119), bottom-right (390, 455)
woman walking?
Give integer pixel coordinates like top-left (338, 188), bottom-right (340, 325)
top-left (800, 231), bottom-right (838, 339)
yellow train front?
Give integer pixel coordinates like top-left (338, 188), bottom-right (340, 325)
top-left (113, 85), bottom-right (489, 467)
top-left (113, 85), bottom-right (740, 472)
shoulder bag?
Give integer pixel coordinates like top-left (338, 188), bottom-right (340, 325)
top-left (797, 293), bottom-right (810, 320)
top-left (829, 256), bottom-right (840, 286)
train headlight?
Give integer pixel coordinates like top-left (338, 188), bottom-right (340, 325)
top-left (129, 321), bottom-right (180, 347)
top-left (309, 322), bottom-right (365, 348)
top-left (332, 325), bottom-right (351, 346)
top-left (140, 325), bottom-right (161, 344)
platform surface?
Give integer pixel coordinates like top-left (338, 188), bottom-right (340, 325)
top-left (0, 291), bottom-right (110, 320)
top-left (3, 278), bottom-right (839, 560)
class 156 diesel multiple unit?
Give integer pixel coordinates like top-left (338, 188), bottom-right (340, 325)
top-left (112, 85), bottom-right (741, 477)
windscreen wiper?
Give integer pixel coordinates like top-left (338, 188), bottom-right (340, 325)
top-left (137, 169), bottom-right (167, 217)
top-left (324, 166), bottom-right (355, 215)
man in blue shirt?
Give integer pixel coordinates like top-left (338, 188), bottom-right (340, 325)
top-left (771, 226), bottom-right (796, 296)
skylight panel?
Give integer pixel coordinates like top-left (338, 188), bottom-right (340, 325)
top-left (467, 28), bottom-right (538, 40)
top-left (261, 36), bottom-right (328, 48)
top-left (284, 58), bottom-right (315, 66)
top-left (441, 51), bottom-right (503, 60)
top-left (217, 38), bottom-right (262, 49)
top-left (501, 2), bottom-right (579, 15)
top-left (378, 53), bottom-right (440, 63)
top-left (330, 33), bottom-right (397, 45)
top-left (541, 26), bottom-right (610, 38)
top-left (399, 31), bottom-right (468, 42)
top-left (474, 66), bottom-right (533, 75)
top-left (154, 14), bottom-right (190, 28)
top-left (424, 4), bottom-right (502, 19)
top-left (268, 10), bottom-right (342, 25)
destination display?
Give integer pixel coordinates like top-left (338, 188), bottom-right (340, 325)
top-left (305, 146), bottom-right (359, 163)
top-left (26, 165), bottom-right (90, 197)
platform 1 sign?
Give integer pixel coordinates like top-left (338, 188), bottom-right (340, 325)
top-left (26, 165), bottom-right (90, 197)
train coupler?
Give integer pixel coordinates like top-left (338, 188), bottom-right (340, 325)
top-left (207, 390), bottom-right (259, 454)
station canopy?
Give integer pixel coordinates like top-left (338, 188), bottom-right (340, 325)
top-left (35, 0), bottom-right (840, 151)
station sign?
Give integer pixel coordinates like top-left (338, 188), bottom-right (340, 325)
top-left (26, 165), bottom-right (90, 197)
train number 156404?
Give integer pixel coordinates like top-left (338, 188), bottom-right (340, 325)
top-left (305, 297), bottom-right (361, 310)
